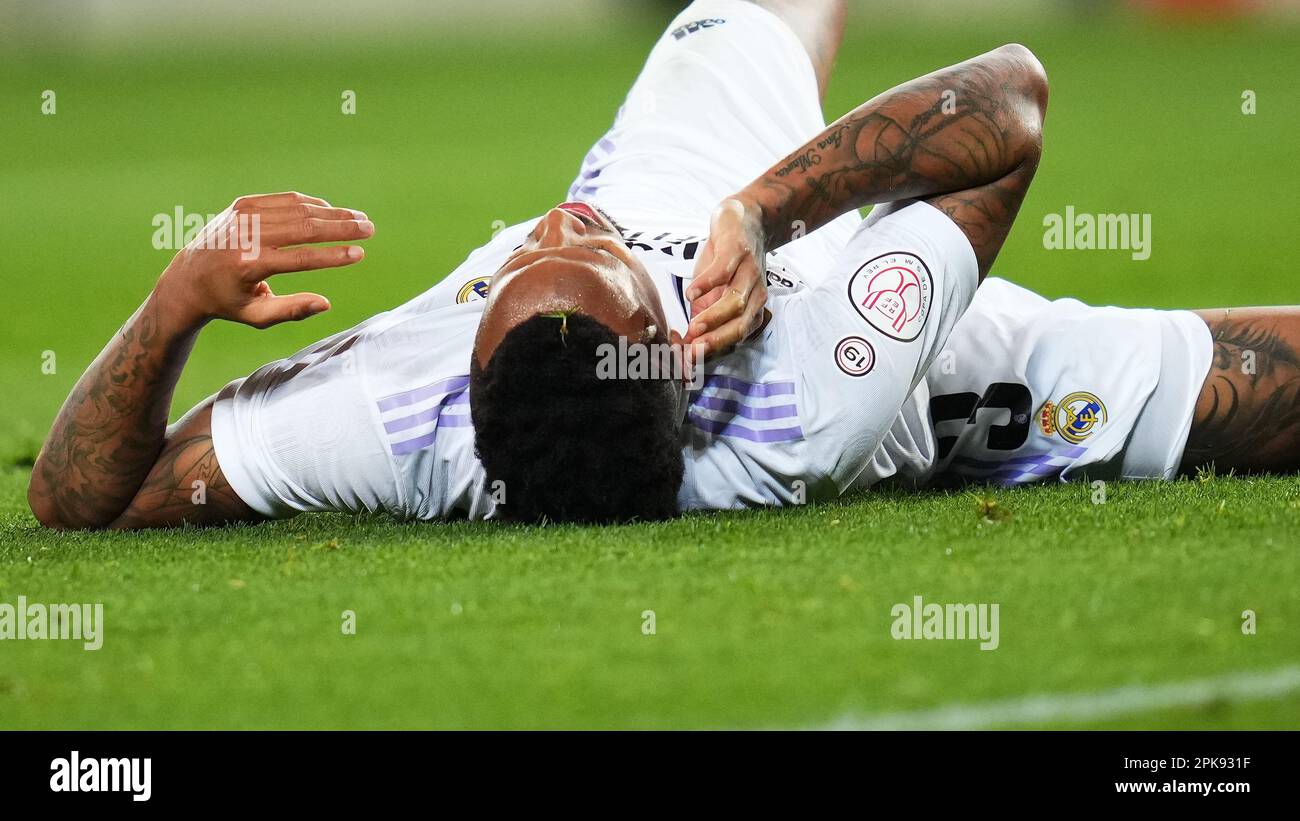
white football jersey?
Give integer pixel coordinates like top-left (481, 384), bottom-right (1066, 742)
top-left (209, 0), bottom-right (991, 520)
top-left (210, 198), bottom-right (979, 519)
top-left (208, 0), bottom-right (1208, 518)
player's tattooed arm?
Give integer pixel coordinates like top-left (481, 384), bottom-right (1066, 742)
top-left (27, 295), bottom-right (203, 530)
top-left (110, 401), bottom-right (260, 529)
top-left (1182, 308), bottom-right (1300, 474)
top-left (687, 44), bottom-right (1047, 352)
top-left (754, 43), bottom-right (1045, 261)
top-left (751, 42), bottom-right (1047, 269)
top-left (28, 192), bottom-right (373, 529)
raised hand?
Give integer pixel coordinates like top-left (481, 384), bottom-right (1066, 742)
top-left (157, 191), bottom-right (374, 329)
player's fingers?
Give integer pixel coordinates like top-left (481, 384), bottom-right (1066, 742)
top-left (232, 192), bottom-right (330, 210)
top-left (686, 243), bottom-right (746, 301)
top-left (686, 284), bottom-right (747, 341)
top-left (686, 236), bottom-right (715, 270)
top-left (254, 245), bottom-right (365, 277)
top-left (686, 257), bottom-right (762, 339)
top-left (238, 292), bottom-right (331, 329)
top-left (685, 259), bottom-right (739, 302)
top-left (689, 283), bottom-right (727, 318)
top-left (262, 217), bottom-right (375, 247)
top-left (260, 204), bottom-right (369, 223)
top-left (692, 313), bottom-right (751, 359)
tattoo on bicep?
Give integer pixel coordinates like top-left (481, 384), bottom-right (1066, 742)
top-left (1183, 316), bottom-right (1300, 471)
top-left (927, 161), bottom-right (1037, 274)
top-left (111, 433), bottom-right (254, 529)
top-left (757, 62), bottom-right (1036, 251)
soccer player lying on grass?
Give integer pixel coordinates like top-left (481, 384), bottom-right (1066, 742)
top-left (26, 1), bottom-right (1298, 531)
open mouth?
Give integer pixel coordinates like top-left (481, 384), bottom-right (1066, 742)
top-left (557, 201), bottom-right (603, 226)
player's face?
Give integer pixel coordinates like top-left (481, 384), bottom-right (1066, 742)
top-left (473, 202), bottom-right (673, 368)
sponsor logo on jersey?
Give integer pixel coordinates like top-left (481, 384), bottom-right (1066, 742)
top-left (847, 252), bottom-right (933, 341)
top-left (1052, 391), bottom-right (1107, 443)
top-left (671, 18), bottom-right (726, 40)
top-left (766, 268), bottom-right (795, 289)
top-left (456, 276), bottom-right (491, 303)
top-left (834, 336), bottom-right (875, 377)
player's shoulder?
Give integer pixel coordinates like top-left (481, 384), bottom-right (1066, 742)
top-left (393, 218), bottom-right (539, 314)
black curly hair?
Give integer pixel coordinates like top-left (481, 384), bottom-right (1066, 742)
top-left (470, 312), bottom-right (684, 523)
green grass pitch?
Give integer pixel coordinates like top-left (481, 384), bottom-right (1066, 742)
top-left (1, 13), bottom-right (1298, 729)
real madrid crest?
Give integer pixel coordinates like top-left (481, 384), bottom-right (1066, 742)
top-left (457, 276), bottom-right (491, 303)
top-left (1042, 391), bottom-right (1107, 444)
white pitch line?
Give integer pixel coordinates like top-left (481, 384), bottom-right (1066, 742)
top-left (821, 665), bottom-right (1300, 730)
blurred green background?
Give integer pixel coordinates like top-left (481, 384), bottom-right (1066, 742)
top-left (1, 1), bottom-right (1298, 729)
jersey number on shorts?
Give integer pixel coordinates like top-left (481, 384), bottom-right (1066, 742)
top-left (930, 383), bottom-right (1032, 459)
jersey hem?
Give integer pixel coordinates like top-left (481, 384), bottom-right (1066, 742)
top-left (210, 377), bottom-right (281, 518)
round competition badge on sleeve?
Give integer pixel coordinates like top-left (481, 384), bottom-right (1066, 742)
top-left (847, 252), bottom-right (933, 341)
top-left (834, 336), bottom-right (876, 377)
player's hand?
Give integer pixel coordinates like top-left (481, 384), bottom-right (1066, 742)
top-left (685, 194), bottom-right (768, 358)
top-left (155, 192), bottom-right (374, 329)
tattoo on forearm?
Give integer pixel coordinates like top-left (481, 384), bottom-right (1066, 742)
top-left (751, 49), bottom-right (1043, 273)
top-left (30, 297), bottom-right (198, 528)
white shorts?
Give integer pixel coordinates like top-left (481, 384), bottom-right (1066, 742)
top-left (567, 0), bottom-right (860, 266)
top-left (919, 278), bottom-right (1214, 485)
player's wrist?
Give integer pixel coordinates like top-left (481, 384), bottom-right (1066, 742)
top-left (151, 266), bottom-right (213, 332)
top-left (733, 184), bottom-right (788, 249)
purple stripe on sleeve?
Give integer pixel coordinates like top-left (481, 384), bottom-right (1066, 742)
top-left (376, 375), bottom-right (470, 413)
top-left (384, 390), bottom-right (473, 437)
top-left (384, 406), bottom-right (440, 434)
top-left (687, 411), bottom-right (802, 443)
top-left (691, 395), bottom-right (798, 421)
top-left (390, 430), bottom-right (439, 456)
top-left (700, 375), bottom-right (797, 398)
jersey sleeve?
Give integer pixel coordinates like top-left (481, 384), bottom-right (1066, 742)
top-left (780, 200), bottom-right (980, 492)
top-left (209, 319), bottom-right (402, 519)
top-left (210, 220), bottom-right (534, 522)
